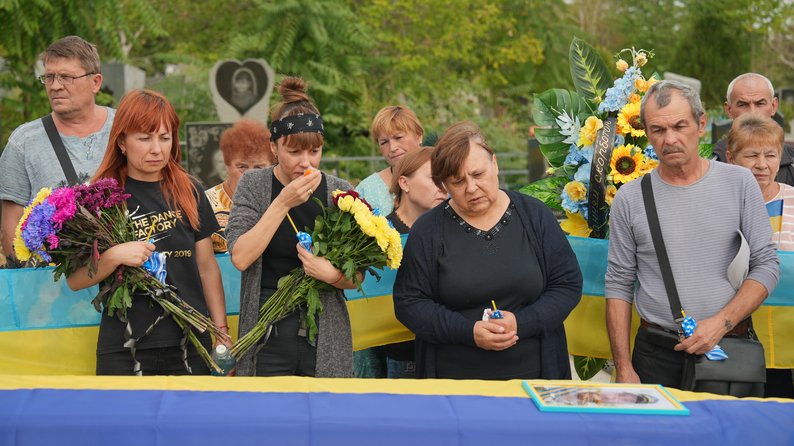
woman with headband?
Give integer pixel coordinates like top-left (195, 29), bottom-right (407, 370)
top-left (225, 77), bottom-right (356, 377)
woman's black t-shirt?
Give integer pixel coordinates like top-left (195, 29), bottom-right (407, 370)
top-left (96, 177), bottom-right (220, 354)
top-left (259, 174), bottom-right (328, 289)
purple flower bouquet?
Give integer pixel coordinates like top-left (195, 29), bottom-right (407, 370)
top-left (13, 179), bottom-right (225, 373)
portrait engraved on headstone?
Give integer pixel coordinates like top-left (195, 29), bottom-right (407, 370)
top-left (209, 59), bottom-right (275, 124)
top-left (185, 123), bottom-right (233, 188)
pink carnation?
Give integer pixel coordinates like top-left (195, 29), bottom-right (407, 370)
top-left (47, 233), bottom-right (60, 249)
top-left (48, 187), bottom-right (77, 229)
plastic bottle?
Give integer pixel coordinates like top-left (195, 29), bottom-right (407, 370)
top-left (210, 344), bottom-right (236, 376)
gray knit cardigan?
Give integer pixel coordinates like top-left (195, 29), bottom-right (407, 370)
top-left (225, 166), bottom-right (354, 377)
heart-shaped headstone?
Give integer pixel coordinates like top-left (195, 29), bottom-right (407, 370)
top-left (214, 60), bottom-right (270, 115)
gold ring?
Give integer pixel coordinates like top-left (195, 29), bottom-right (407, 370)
top-left (308, 188), bottom-right (313, 196)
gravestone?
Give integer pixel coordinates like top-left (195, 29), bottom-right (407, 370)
top-left (102, 62), bottom-right (146, 102)
top-left (209, 59), bottom-right (274, 124)
top-left (777, 88), bottom-right (793, 136)
top-left (185, 123), bottom-right (233, 189)
top-left (662, 72), bottom-right (702, 95)
top-left (779, 88), bottom-right (794, 105)
top-left (527, 137), bottom-right (546, 183)
top-left (711, 119), bottom-right (732, 144)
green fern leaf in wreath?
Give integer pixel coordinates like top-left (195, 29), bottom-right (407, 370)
top-left (569, 37), bottom-right (612, 104)
top-left (532, 88), bottom-right (593, 167)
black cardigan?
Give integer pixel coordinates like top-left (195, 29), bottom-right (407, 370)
top-left (393, 189), bottom-right (582, 379)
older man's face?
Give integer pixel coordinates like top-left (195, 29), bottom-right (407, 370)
top-left (43, 57), bottom-right (101, 118)
top-left (644, 92), bottom-right (706, 170)
top-left (724, 77), bottom-right (778, 119)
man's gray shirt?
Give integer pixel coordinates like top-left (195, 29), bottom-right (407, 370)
top-left (605, 160), bottom-right (779, 331)
top-left (0, 107), bottom-right (115, 205)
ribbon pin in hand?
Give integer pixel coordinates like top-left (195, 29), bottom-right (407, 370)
top-left (681, 315), bottom-right (728, 361)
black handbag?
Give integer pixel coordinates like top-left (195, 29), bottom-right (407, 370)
top-left (640, 174), bottom-right (765, 397)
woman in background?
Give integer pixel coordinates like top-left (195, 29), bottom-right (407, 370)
top-left (383, 147), bottom-right (446, 378)
top-left (356, 106), bottom-right (424, 215)
top-left (67, 89), bottom-right (229, 375)
top-left (726, 112), bottom-right (794, 398)
top-left (353, 105), bottom-right (424, 377)
top-left (206, 120), bottom-right (275, 253)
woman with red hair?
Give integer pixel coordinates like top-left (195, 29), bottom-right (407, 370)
top-left (67, 89), bottom-right (230, 375)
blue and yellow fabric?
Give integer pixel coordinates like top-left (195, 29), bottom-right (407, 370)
top-left (0, 375), bottom-right (792, 445)
top-left (768, 199), bottom-right (783, 232)
top-left (1, 237), bottom-right (793, 375)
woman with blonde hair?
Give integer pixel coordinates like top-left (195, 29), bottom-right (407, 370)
top-left (356, 106), bottom-right (424, 215)
top-left (353, 105), bottom-right (424, 377)
top-left (726, 113), bottom-right (794, 398)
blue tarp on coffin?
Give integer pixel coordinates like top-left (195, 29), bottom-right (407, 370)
top-left (1, 388), bottom-right (793, 446)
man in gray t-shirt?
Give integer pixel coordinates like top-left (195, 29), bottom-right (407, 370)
top-left (605, 80), bottom-right (779, 393)
top-left (0, 36), bottom-right (115, 261)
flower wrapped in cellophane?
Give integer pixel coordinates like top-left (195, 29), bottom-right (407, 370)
top-left (230, 189), bottom-right (403, 359)
top-left (522, 37), bottom-right (665, 239)
top-left (13, 179), bottom-right (226, 373)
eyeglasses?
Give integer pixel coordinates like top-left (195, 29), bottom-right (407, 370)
top-left (37, 72), bottom-right (95, 85)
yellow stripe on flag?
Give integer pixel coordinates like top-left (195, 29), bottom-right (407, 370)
top-left (346, 295), bottom-right (414, 351)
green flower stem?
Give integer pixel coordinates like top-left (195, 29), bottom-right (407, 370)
top-left (230, 271), bottom-right (315, 359)
top-left (172, 313), bottom-right (222, 374)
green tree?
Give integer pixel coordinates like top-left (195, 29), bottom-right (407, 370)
top-left (349, 0), bottom-right (578, 158)
top-left (0, 0), bottom-right (164, 144)
top-left (223, 0), bottom-right (373, 157)
top-left (670, 0), bottom-right (756, 107)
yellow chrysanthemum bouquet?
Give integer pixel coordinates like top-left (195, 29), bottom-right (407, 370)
top-left (521, 37), bottom-right (659, 239)
top-left (230, 189), bottom-right (403, 359)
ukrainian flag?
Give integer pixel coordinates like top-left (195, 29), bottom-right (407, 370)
top-left (768, 199), bottom-right (784, 232)
top-left (2, 237), bottom-right (794, 375)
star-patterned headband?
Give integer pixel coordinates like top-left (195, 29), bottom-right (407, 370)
top-left (270, 113), bottom-right (325, 142)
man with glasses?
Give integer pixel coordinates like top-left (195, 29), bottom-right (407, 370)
top-left (0, 36), bottom-right (115, 263)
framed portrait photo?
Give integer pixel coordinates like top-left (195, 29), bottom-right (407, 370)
top-left (523, 381), bottom-right (690, 416)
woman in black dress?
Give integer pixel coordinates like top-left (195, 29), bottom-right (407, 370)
top-left (393, 121), bottom-right (582, 380)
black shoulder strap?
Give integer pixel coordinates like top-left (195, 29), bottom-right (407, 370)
top-left (41, 114), bottom-right (79, 185)
top-left (640, 174), bottom-right (685, 323)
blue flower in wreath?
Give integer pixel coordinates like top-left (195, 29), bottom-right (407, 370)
top-left (561, 189), bottom-right (579, 214)
top-left (574, 162), bottom-right (591, 184)
top-left (644, 145), bottom-right (658, 160)
top-left (578, 202), bottom-right (589, 220)
top-left (598, 67), bottom-right (641, 113)
top-left (580, 146), bottom-right (594, 163)
top-left (565, 145), bottom-right (585, 166)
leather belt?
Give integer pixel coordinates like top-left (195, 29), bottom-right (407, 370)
top-left (639, 318), bottom-right (750, 337)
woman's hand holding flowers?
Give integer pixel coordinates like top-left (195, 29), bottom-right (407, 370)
top-left (214, 326), bottom-right (232, 349)
top-left (296, 242), bottom-right (342, 285)
top-left (106, 241), bottom-right (155, 268)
